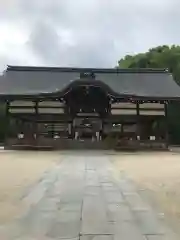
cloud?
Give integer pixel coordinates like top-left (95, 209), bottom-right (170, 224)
top-left (0, 0), bottom-right (179, 70)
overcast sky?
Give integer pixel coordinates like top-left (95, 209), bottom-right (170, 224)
top-left (0, 0), bottom-right (179, 71)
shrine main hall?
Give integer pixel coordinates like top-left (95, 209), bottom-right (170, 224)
top-left (0, 66), bottom-right (180, 150)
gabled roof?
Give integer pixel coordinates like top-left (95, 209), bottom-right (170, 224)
top-left (0, 65), bottom-right (180, 100)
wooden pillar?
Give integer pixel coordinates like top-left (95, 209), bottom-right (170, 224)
top-left (164, 102), bottom-right (169, 148)
top-left (51, 123), bottom-right (55, 138)
top-left (101, 120), bottom-right (104, 140)
top-left (34, 100), bottom-right (39, 143)
top-left (5, 100), bottom-right (10, 144)
top-left (68, 123), bottom-right (71, 136)
top-left (136, 102), bottom-right (140, 140)
top-left (121, 123), bottom-right (124, 138)
top-left (136, 102), bottom-right (140, 116)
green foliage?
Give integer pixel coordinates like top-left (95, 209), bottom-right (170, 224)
top-left (118, 45), bottom-right (180, 144)
top-left (118, 45), bottom-right (180, 82)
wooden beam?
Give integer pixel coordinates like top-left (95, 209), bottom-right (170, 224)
top-left (9, 108), bottom-right (35, 113)
top-left (10, 100), bottom-right (35, 107)
top-left (111, 102), bottom-right (136, 109)
top-left (38, 101), bottom-right (65, 107)
top-left (140, 110), bottom-right (165, 116)
top-left (139, 103), bottom-right (164, 109)
top-left (38, 108), bottom-right (64, 114)
top-left (111, 109), bottom-right (137, 115)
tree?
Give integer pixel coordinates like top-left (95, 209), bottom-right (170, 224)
top-left (118, 45), bottom-right (180, 143)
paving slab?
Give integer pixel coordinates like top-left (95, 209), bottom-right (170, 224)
top-left (56, 209), bottom-right (81, 222)
top-left (81, 195), bottom-right (113, 235)
top-left (18, 203), bottom-right (57, 237)
top-left (117, 179), bottom-right (137, 194)
top-left (103, 191), bottom-right (124, 204)
top-left (101, 186), bottom-right (117, 192)
top-left (37, 197), bottom-right (60, 212)
top-left (133, 210), bottom-right (166, 235)
top-left (47, 221), bottom-right (80, 239)
top-left (113, 221), bottom-right (145, 240)
top-left (85, 186), bottom-right (102, 196)
top-left (101, 182), bottom-right (115, 187)
top-left (59, 202), bottom-right (82, 212)
top-left (124, 192), bottom-right (150, 210)
top-left (81, 222), bottom-right (115, 235)
top-left (145, 235), bottom-right (178, 240)
top-left (106, 203), bottom-right (134, 222)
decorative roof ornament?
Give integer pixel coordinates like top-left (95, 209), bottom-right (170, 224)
top-left (80, 72), bottom-right (96, 79)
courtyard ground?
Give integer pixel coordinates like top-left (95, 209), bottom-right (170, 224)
top-left (0, 150), bottom-right (60, 224)
top-left (113, 150), bottom-right (180, 236)
top-left (0, 150), bottom-right (179, 239)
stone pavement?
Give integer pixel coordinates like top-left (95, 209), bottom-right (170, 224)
top-left (0, 152), bottom-right (178, 239)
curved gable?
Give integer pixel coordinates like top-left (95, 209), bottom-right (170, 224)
top-left (0, 66), bottom-right (180, 100)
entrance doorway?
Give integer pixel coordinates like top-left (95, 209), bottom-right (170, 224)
top-left (64, 84), bottom-right (110, 142)
top-left (73, 117), bottom-right (102, 141)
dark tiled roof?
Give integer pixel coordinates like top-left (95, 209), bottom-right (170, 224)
top-left (0, 66), bottom-right (179, 100)
top-left (7, 65), bottom-right (167, 73)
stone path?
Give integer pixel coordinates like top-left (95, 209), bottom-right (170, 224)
top-left (0, 153), bottom-right (178, 239)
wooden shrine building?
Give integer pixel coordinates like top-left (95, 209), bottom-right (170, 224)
top-left (0, 66), bottom-right (180, 150)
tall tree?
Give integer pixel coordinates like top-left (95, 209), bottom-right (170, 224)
top-left (118, 45), bottom-right (180, 143)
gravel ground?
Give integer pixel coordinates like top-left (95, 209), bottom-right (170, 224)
top-left (113, 151), bottom-right (180, 236)
top-left (0, 150), bottom-right (60, 224)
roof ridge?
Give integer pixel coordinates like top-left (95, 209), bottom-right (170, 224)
top-left (7, 65), bottom-right (168, 74)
